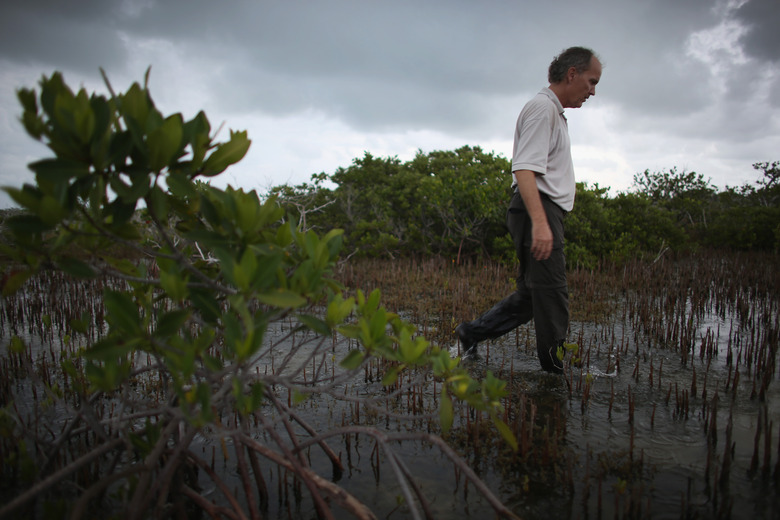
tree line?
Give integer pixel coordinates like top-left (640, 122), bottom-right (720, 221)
top-left (269, 147), bottom-right (780, 267)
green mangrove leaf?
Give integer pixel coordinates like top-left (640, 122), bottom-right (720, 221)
top-left (106, 198), bottom-right (138, 227)
top-left (322, 228), bottom-right (344, 257)
top-left (292, 389), bottom-right (308, 405)
top-left (159, 270), bottom-right (189, 302)
top-left (250, 382), bottom-right (266, 410)
top-left (17, 87), bottom-right (38, 116)
top-left (2, 269), bottom-right (34, 296)
top-left (431, 349), bottom-right (459, 376)
top-left (103, 290), bottom-right (141, 335)
top-left (146, 185), bottom-right (169, 223)
top-left (4, 186), bottom-right (41, 213)
top-left (57, 257), bottom-right (96, 279)
top-left (439, 388), bottom-right (454, 434)
top-left (275, 220), bottom-right (294, 247)
top-left (326, 294), bottom-right (355, 327)
top-left (201, 130), bottom-right (250, 176)
top-left (399, 331), bottom-right (429, 364)
top-left (235, 248), bottom-right (258, 291)
top-left (148, 113), bottom-right (183, 171)
top-left (28, 158), bottom-right (89, 183)
top-left (203, 354), bottom-right (223, 372)
top-left (222, 311), bottom-right (242, 358)
top-left (154, 309), bottom-right (191, 338)
top-left (104, 257), bottom-right (141, 277)
top-left (482, 371), bottom-right (509, 401)
top-left (493, 417), bottom-right (518, 452)
top-left (337, 323), bottom-right (361, 340)
top-left (234, 192), bottom-right (260, 235)
top-left (121, 83), bottom-right (150, 128)
top-left (68, 88), bottom-right (96, 144)
top-left (368, 307), bottom-right (388, 344)
top-left (257, 289), bottom-right (307, 309)
top-left (69, 312), bottom-right (91, 334)
top-left (166, 171), bottom-right (198, 199)
top-left (83, 337), bottom-right (140, 362)
top-left (183, 110), bottom-right (211, 168)
top-left (340, 349), bottom-right (364, 370)
top-left (298, 314), bottom-right (331, 336)
top-left (38, 195), bottom-right (68, 226)
top-left (381, 365), bottom-right (401, 386)
top-left (10, 335), bottom-right (26, 354)
top-left (189, 288), bottom-right (222, 324)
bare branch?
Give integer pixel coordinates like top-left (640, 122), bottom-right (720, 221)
top-left (240, 434), bottom-right (377, 520)
top-left (0, 437), bottom-right (125, 518)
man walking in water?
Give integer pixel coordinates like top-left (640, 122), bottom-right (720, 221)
top-left (455, 47), bottom-right (602, 373)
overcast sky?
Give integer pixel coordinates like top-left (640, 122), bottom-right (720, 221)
top-left (1, 0), bottom-right (778, 209)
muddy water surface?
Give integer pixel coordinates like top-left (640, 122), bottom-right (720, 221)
top-left (1, 252), bottom-right (778, 519)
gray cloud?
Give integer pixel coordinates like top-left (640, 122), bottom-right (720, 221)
top-left (170, 0), bottom-right (726, 136)
top-left (0, 1), bottom-right (127, 74)
top-left (0, 0), bottom-right (730, 128)
top-left (734, 0), bottom-right (780, 62)
top-left (0, 0), bottom-right (777, 206)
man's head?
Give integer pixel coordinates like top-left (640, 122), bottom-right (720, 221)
top-left (548, 46), bottom-right (602, 109)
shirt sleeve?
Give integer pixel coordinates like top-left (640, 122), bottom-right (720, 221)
top-left (511, 99), bottom-right (554, 175)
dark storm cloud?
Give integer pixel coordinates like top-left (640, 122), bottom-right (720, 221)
top-left (0, 1), bottom-right (127, 73)
top-left (734, 0), bottom-right (780, 62)
top-left (107, 0), bottom-right (726, 133)
top-left (0, 0), bottom-right (729, 130)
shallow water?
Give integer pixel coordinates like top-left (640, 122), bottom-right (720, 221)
top-left (1, 258), bottom-right (778, 519)
top-left (183, 295), bottom-right (779, 519)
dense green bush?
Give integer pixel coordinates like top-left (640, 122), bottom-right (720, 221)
top-left (271, 159), bottom-right (779, 264)
top-left (704, 162), bottom-right (780, 252)
top-left (273, 146), bottom-right (513, 260)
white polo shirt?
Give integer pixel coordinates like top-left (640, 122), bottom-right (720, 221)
top-left (511, 87), bottom-right (575, 212)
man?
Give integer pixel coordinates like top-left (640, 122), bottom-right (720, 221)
top-left (455, 47), bottom-right (602, 373)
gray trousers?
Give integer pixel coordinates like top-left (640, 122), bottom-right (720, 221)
top-left (461, 190), bottom-right (569, 372)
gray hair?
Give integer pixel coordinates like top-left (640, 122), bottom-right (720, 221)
top-left (548, 47), bottom-right (597, 83)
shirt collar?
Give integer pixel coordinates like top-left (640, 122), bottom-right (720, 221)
top-left (540, 87), bottom-right (565, 116)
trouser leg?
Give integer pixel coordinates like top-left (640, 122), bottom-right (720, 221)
top-left (460, 284), bottom-right (534, 340)
top-left (459, 191), bottom-right (569, 373)
top-left (531, 285), bottom-right (569, 373)
top-left (458, 191), bottom-right (534, 343)
top-left (521, 193), bottom-right (569, 373)
top-left (460, 282), bottom-right (567, 373)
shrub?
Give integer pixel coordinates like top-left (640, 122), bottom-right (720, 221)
top-left (0, 71), bottom-right (518, 519)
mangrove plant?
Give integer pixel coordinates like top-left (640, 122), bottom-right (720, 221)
top-left (0, 70), bottom-right (519, 519)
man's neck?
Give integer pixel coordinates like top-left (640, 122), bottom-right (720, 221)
top-left (548, 83), bottom-right (567, 108)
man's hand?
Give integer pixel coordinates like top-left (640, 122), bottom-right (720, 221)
top-left (514, 169), bottom-right (553, 261)
top-left (531, 220), bottom-right (553, 260)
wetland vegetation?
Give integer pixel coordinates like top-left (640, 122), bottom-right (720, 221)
top-left (0, 70), bottom-right (778, 519)
top-left (2, 252), bottom-right (778, 518)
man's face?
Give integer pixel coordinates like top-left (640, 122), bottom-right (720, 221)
top-left (565, 57), bottom-right (602, 109)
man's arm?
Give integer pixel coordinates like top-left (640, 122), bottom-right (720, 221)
top-left (514, 169), bottom-right (553, 261)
